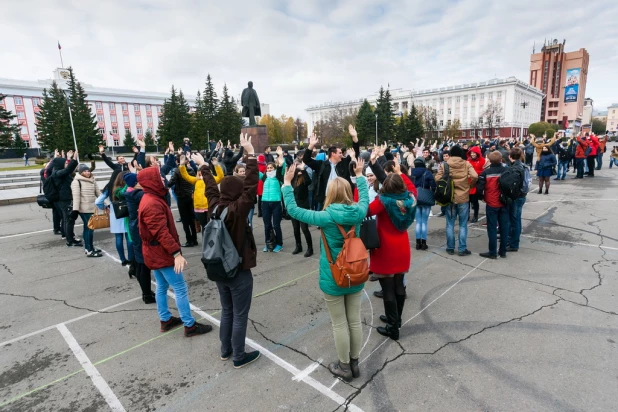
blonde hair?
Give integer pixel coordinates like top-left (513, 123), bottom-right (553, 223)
top-left (322, 177), bottom-right (354, 210)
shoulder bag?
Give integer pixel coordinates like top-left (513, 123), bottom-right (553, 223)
top-left (359, 217), bottom-right (380, 249)
top-left (416, 171), bottom-right (436, 206)
top-left (88, 209), bottom-right (110, 230)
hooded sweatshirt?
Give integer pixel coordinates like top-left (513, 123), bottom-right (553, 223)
top-left (466, 146), bottom-right (488, 195)
top-left (138, 167), bottom-right (181, 270)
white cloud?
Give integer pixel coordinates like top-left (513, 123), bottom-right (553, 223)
top-left (2, 0), bottom-right (617, 119)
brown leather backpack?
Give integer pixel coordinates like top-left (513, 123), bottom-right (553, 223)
top-left (321, 225), bottom-right (369, 288)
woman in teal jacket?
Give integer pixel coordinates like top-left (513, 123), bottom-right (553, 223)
top-left (282, 158), bottom-right (368, 382)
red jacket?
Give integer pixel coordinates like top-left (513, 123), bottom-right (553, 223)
top-left (467, 146), bottom-right (487, 195)
top-left (476, 164), bottom-right (505, 208)
top-left (575, 137), bottom-right (589, 159)
top-left (257, 154), bottom-right (266, 196)
top-left (138, 167), bottom-right (181, 270)
top-left (588, 135), bottom-right (599, 156)
top-left (366, 174), bottom-right (417, 275)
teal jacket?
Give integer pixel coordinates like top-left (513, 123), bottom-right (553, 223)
top-left (260, 162), bottom-right (285, 202)
top-left (282, 176), bottom-right (369, 296)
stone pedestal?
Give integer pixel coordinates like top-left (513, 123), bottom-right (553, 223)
top-left (242, 125), bottom-right (269, 154)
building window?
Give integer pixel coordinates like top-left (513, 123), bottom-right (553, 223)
top-left (24, 139), bottom-right (30, 148)
top-left (97, 115), bottom-right (104, 122)
top-left (157, 106), bottom-right (162, 113)
top-left (456, 96), bottom-right (460, 103)
top-left (14, 97), bottom-right (23, 105)
top-left (479, 93), bottom-right (484, 100)
top-left (109, 102), bottom-right (115, 110)
top-left (462, 131), bottom-right (466, 137)
top-left (134, 104), bottom-right (140, 111)
top-left (95, 102), bottom-right (102, 109)
top-left (137, 128), bottom-right (143, 135)
top-left (98, 128), bottom-right (105, 135)
top-left (112, 127), bottom-right (118, 134)
top-left (17, 111), bottom-right (25, 119)
top-left (123, 115), bottom-right (129, 122)
top-left (447, 120), bottom-right (452, 126)
top-left (439, 98), bottom-right (444, 104)
top-left (122, 103), bottom-right (128, 111)
top-left (147, 128), bottom-right (153, 134)
top-left (447, 97), bottom-right (452, 103)
top-left (32, 98), bottom-right (40, 106)
top-left (20, 125), bottom-right (28, 134)
top-left (464, 95), bottom-right (468, 101)
top-left (145, 104), bottom-right (151, 111)
top-left (113, 140), bottom-right (120, 147)
top-left (135, 115), bottom-right (141, 123)
top-left (111, 115), bottom-right (117, 122)
top-left (471, 94), bottom-right (476, 101)
top-left (439, 120), bottom-right (444, 126)
top-left (147, 116), bottom-right (153, 124)
top-left (497, 91), bottom-right (502, 99)
top-left (448, 109), bottom-right (452, 115)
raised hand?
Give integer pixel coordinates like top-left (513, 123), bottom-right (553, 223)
top-left (98, 145), bottom-right (104, 154)
top-left (276, 146), bottom-right (283, 157)
top-left (370, 147), bottom-right (378, 163)
top-left (346, 147), bottom-right (356, 160)
top-left (180, 155), bottom-right (187, 165)
top-left (128, 161), bottom-right (137, 174)
top-left (348, 124), bottom-right (358, 140)
top-left (354, 158), bottom-right (365, 176)
top-left (132, 146), bottom-right (138, 153)
top-left (308, 133), bottom-right (318, 148)
top-left (66, 150), bottom-right (74, 159)
top-left (192, 152), bottom-right (205, 165)
top-left (284, 163), bottom-right (296, 186)
top-left (393, 156), bottom-right (401, 174)
top-left (168, 141), bottom-right (174, 151)
top-left (137, 138), bottom-right (145, 149)
top-left (239, 133), bottom-right (254, 155)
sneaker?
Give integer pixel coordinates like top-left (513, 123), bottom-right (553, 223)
top-left (221, 350), bottom-right (233, 361)
top-left (458, 249), bottom-right (472, 256)
top-left (263, 246), bottom-right (269, 252)
top-left (373, 290), bottom-right (383, 298)
top-left (86, 250), bottom-right (103, 258)
top-left (479, 252), bottom-right (497, 259)
top-left (446, 249), bottom-right (455, 255)
top-left (499, 253), bottom-right (507, 258)
top-left (184, 321), bottom-right (213, 337)
top-left (53, 230), bottom-right (63, 235)
top-left (470, 217), bottom-right (478, 223)
top-left (273, 245), bottom-right (283, 253)
top-left (233, 351), bottom-right (261, 369)
top-left (160, 316), bottom-right (183, 332)
top-left (66, 240), bottom-right (84, 247)
top-left (506, 247), bottom-right (518, 252)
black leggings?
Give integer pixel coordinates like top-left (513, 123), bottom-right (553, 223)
top-left (291, 218), bottom-right (312, 247)
top-left (177, 197), bottom-right (197, 243)
top-left (469, 194), bottom-right (480, 218)
top-left (378, 274), bottom-right (406, 302)
top-left (135, 262), bottom-right (153, 296)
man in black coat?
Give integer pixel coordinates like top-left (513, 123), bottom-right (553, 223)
top-left (302, 125), bottom-right (360, 211)
top-left (50, 151), bottom-right (81, 247)
top-left (98, 145), bottom-right (129, 194)
top-left (167, 155), bottom-right (197, 247)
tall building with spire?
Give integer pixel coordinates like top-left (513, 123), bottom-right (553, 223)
top-left (529, 39), bottom-right (589, 131)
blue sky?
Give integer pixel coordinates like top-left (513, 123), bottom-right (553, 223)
top-left (2, 0), bottom-right (617, 118)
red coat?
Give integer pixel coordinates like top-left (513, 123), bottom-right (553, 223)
top-left (467, 146), bottom-right (487, 195)
top-left (257, 154), bottom-right (266, 196)
top-left (588, 135), bottom-right (599, 156)
top-left (138, 167), bottom-right (181, 270)
top-left (367, 174), bottom-right (417, 275)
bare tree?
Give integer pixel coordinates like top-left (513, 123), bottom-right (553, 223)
top-left (419, 106), bottom-right (438, 140)
top-left (482, 102), bottom-right (503, 139)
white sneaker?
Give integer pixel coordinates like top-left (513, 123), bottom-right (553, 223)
top-left (429, 211), bottom-right (434, 217)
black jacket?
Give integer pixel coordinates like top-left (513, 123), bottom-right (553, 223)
top-left (102, 153), bottom-right (129, 194)
top-left (51, 160), bottom-right (78, 202)
top-left (292, 169), bottom-right (311, 209)
top-left (222, 147), bottom-right (244, 176)
top-left (125, 188), bottom-right (145, 263)
top-left (167, 167), bottom-right (196, 198)
top-left (302, 141), bottom-right (360, 203)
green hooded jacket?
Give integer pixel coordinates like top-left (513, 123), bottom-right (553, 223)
top-left (282, 176), bottom-right (369, 296)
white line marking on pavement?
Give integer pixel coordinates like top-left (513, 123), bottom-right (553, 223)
top-left (0, 296), bottom-right (142, 348)
top-left (293, 359), bottom-right (323, 381)
top-left (525, 198), bottom-right (618, 204)
top-left (359, 289), bottom-right (373, 356)
top-left (329, 259), bottom-right (488, 389)
top-left (57, 323), bottom-right (126, 411)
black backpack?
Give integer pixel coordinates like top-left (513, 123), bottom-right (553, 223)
top-left (558, 146), bottom-right (569, 160)
top-left (43, 172), bottom-right (59, 202)
top-left (498, 166), bottom-right (523, 204)
top-left (434, 163), bottom-right (454, 206)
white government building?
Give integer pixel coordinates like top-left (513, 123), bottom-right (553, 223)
top-left (0, 68), bottom-right (269, 149)
top-left (306, 76), bottom-right (544, 140)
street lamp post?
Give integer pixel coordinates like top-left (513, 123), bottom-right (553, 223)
top-left (375, 114), bottom-right (378, 146)
top-left (108, 131), bottom-right (115, 157)
top-left (520, 102), bottom-right (529, 141)
top-left (63, 90), bottom-right (79, 159)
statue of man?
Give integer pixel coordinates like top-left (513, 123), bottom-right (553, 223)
top-left (241, 81), bottom-right (261, 126)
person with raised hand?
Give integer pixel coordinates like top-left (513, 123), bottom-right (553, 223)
top-left (51, 149), bottom-right (81, 247)
top-left (203, 132), bottom-right (261, 369)
top-left (259, 145), bottom-right (286, 252)
top-left (282, 158), bottom-right (368, 382)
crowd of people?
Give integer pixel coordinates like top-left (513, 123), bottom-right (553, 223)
top-left (38, 128), bottom-right (614, 379)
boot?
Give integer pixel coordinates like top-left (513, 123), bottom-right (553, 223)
top-left (415, 239), bottom-right (421, 250)
top-left (143, 293), bottom-right (156, 304)
top-left (376, 301), bottom-right (399, 340)
top-left (395, 294), bottom-right (406, 330)
top-left (327, 361), bottom-right (353, 382)
top-left (545, 188), bottom-right (549, 195)
top-left (421, 240), bottom-right (428, 250)
top-left (537, 188), bottom-right (542, 194)
top-left (349, 357), bottom-right (360, 378)
top-left (304, 246), bottom-right (313, 258)
top-left (292, 243), bottom-right (302, 255)
top-left (128, 261), bottom-right (136, 279)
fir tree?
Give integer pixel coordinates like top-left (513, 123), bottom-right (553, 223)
top-left (36, 82), bottom-right (73, 152)
top-left (66, 67), bottom-right (101, 155)
top-left (217, 84), bottom-right (243, 143)
top-left (395, 112), bottom-right (409, 143)
top-left (203, 74), bottom-right (219, 141)
top-left (355, 99), bottom-right (375, 146)
top-left (157, 86), bottom-right (179, 146)
top-left (176, 90), bottom-right (191, 145)
top-left (189, 90), bottom-right (208, 149)
top-left (123, 129), bottom-right (135, 150)
top-left (0, 94), bottom-right (19, 152)
top-left (12, 130), bottom-right (28, 157)
top-left (375, 86), bottom-right (396, 143)
top-left (144, 129), bottom-right (156, 151)
top-left (407, 104), bottom-right (425, 143)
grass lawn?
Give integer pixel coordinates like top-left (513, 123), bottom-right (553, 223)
top-left (0, 165), bottom-right (44, 172)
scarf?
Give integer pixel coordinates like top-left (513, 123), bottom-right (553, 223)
top-left (379, 191), bottom-right (416, 232)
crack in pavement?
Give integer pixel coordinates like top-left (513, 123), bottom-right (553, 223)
top-left (248, 318), bottom-right (359, 390)
top-left (578, 217), bottom-right (613, 302)
top-left (334, 299), bottom-right (562, 411)
top-left (0, 263), bottom-right (15, 276)
top-left (0, 292), bottom-right (155, 314)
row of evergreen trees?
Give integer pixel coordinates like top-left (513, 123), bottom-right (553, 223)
top-left (157, 74), bottom-right (243, 149)
top-left (0, 94), bottom-right (21, 153)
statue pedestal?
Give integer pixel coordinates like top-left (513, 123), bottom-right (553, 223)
top-left (242, 125), bottom-right (269, 154)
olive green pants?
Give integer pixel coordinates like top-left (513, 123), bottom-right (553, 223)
top-left (323, 290), bottom-right (363, 363)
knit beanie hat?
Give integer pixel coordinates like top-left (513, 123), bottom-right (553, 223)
top-left (365, 166), bottom-right (374, 176)
top-left (450, 145), bottom-right (464, 159)
top-left (413, 158), bottom-right (425, 168)
top-left (77, 164), bottom-right (90, 174)
top-left (123, 173), bottom-right (138, 188)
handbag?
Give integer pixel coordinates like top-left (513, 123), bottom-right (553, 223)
top-left (416, 171), bottom-right (436, 206)
top-left (88, 209), bottom-right (110, 230)
top-left (36, 179), bottom-right (53, 209)
top-left (321, 226), bottom-right (369, 288)
top-left (112, 200), bottom-right (129, 218)
top-left (359, 217), bottom-right (380, 249)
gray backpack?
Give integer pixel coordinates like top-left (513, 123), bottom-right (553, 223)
top-left (201, 206), bottom-right (242, 282)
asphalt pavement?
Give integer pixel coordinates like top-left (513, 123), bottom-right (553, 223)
top-left (0, 162), bottom-right (617, 411)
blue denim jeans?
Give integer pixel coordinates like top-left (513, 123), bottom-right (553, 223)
top-left (262, 201), bottom-right (283, 246)
top-left (79, 213), bottom-right (94, 252)
top-left (610, 158), bottom-right (618, 168)
top-left (248, 207), bottom-right (254, 227)
top-left (575, 158), bottom-right (585, 178)
top-left (508, 197), bottom-right (526, 250)
top-left (486, 205), bottom-right (510, 256)
top-left (557, 160), bottom-right (569, 179)
top-left (153, 266), bottom-right (196, 327)
top-left (596, 152), bottom-right (603, 169)
top-left (115, 233), bottom-right (134, 262)
top-left (415, 205), bottom-right (431, 240)
top-left (446, 203), bottom-right (469, 252)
